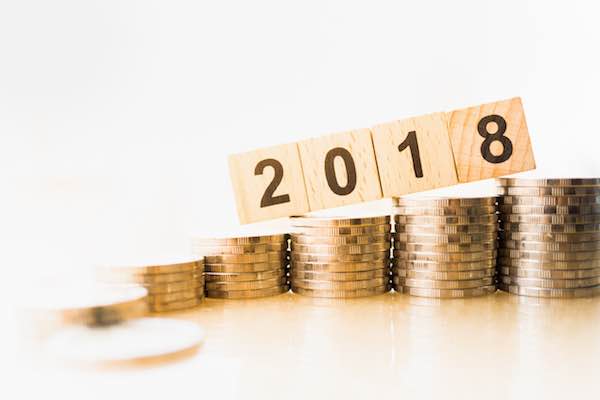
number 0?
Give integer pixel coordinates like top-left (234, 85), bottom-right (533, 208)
top-left (324, 147), bottom-right (357, 195)
top-left (254, 158), bottom-right (290, 208)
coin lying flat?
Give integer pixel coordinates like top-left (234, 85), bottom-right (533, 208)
top-left (205, 276), bottom-right (287, 291)
top-left (498, 275), bottom-right (600, 289)
top-left (393, 267), bottom-right (495, 281)
top-left (149, 297), bottom-right (204, 313)
top-left (204, 269), bottom-right (286, 282)
top-left (500, 213), bottom-right (600, 224)
top-left (497, 257), bottom-right (600, 270)
top-left (291, 251), bottom-right (390, 263)
top-left (291, 233), bottom-right (391, 245)
top-left (291, 224), bottom-right (391, 236)
top-left (497, 283), bottom-right (600, 298)
top-left (45, 318), bottom-right (204, 364)
top-left (500, 222), bottom-right (600, 233)
top-left (291, 242), bottom-right (390, 255)
top-left (204, 261), bottom-right (285, 273)
top-left (394, 241), bottom-right (497, 253)
top-left (147, 287), bottom-right (204, 304)
top-left (206, 285), bottom-right (289, 299)
top-left (393, 259), bottom-right (496, 271)
top-left (394, 276), bottom-right (493, 289)
top-left (394, 232), bottom-right (497, 244)
top-left (204, 251), bottom-right (285, 264)
top-left (291, 277), bottom-right (388, 290)
top-left (500, 239), bottom-right (600, 252)
top-left (498, 266), bottom-right (600, 279)
top-left (499, 195), bottom-right (600, 206)
top-left (394, 214), bottom-right (498, 225)
top-left (499, 231), bottom-right (600, 243)
top-left (143, 278), bottom-right (205, 294)
top-left (395, 285), bottom-right (496, 298)
top-left (97, 257), bottom-right (204, 275)
top-left (290, 259), bottom-right (389, 272)
top-left (395, 223), bottom-right (497, 234)
top-left (497, 186), bottom-right (600, 196)
top-left (100, 270), bottom-right (203, 285)
top-left (290, 285), bottom-right (389, 298)
top-left (394, 249), bottom-right (497, 262)
top-left (393, 205), bottom-right (497, 216)
top-left (498, 248), bottom-right (600, 261)
top-left (192, 242), bottom-right (287, 255)
top-left (393, 197), bottom-right (497, 207)
top-left (290, 215), bottom-right (390, 227)
top-left (497, 178), bottom-right (600, 187)
top-left (191, 234), bottom-right (287, 246)
top-left (291, 268), bottom-right (389, 282)
top-left (498, 204), bottom-right (600, 215)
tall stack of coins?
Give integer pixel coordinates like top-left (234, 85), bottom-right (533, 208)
top-left (97, 257), bottom-right (205, 312)
top-left (191, 233), bottom-right (289, 299)
top-left (289, 215), bottom-right (392, 298)
top-left (392, 197), bottom-right (498, 298)
top-left (496, 178), bottom-right (600, 298)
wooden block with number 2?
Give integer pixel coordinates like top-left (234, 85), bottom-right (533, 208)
top-left (447, 97), bottom-right (536, 182)
top-left (371, 112), bottom-right (458, 197)
top-left (228, 143), bottom-right (310, 224)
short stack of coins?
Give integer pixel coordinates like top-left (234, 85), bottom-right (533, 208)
top-left (191, 233), bottom-right (289, 299)
top-left (96, 257), bottom-right (205, 312)
top-left (392, 197), bottom-right (498, 298)
top-left (496, 178), bottom-right (600, 298)
top-left (289, 215), bottom-right (392, 298)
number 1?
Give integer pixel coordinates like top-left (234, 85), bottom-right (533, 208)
top-left (398, 131), bottom-right (424, 178)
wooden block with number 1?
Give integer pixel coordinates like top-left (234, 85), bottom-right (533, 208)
top-left (447, 97), bottom-right (536, 182)
top-left (297, 128), bottom-right (383, 211)
top-left (228, 143), bottom-right (310, 224)
top-left (371, 112), bottom-right (458, 197)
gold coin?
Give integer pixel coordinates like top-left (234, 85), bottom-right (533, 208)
top-left (500, 221), bottom-right (600, 233)
top-left (498, 204), bottom-right (600, 215)
top-left (498, 266), bottom-right (600, 279)
top-left (291, 285), bottom-right (389, 298)
top-left (393, 205), bottom-right (497, 216)
top-left (290, 259), bottom-right (389, 272)
top-left (393, 197), bottom-right (497, 207)
top-left (144, 278), bottom-right (204, 294)
top-left (497, 178), bottom-right (600, 187)
top-left (394, 276), bottom-right (494, 289)
top-left (206, 285), bottom-right (289, 299)
top-left (191, 234), bottom-right (287, 245)
top-left (98, 257), bottom-right (204, 275)
top-left (393, 259), bottom-right (496, 271)
top-left (205, 276), bottom-right (287, 291)
top-left (395, 223), bottom-right (497, 234)
top-left (393, 232), bottom-right (497, 244)
top-left (291, 242), bottom-right (391, 255)
top-left (498, 248), bottom-right (600, 261)
top-left (497, 257), bottom-right (600, 270)
top-left (393, 249), bottom-right (497, 262)
top-left (498, 275), bottom-right (600, 289)
top-left (291, 250), bottom-right (390, 263)
top-left (500, 213), bottom-right (600, 224)
top-left (147, 287), bottom-right (204, 304)
top-left (497, 283), bottom-right (600, 298)
top-left (291, 224), bottom-right (391, 236)
top-left (499, 195), bottom-right (600, 206)
top-left (393, 267), bottom-right (495, 280)
top-left (290, 215), bottom-right (390, 227)
top-left (204, 261), bottom-right (286, 273)
top-left (394, 241), bottom-right (497, 253)
top-left (397, 285), bottom-right (496, 298)
top-left (204, 251), bottom-right (285, 264)
top-left (500, 239), bottom-right (600, 252)
top-left (291, 233), bottom-right (391, 245)
top-left (149, 297), bottom-right (204, 312)
top-left (291, 268), bottom-right (389, 281)
top-left (497, 186), bottom-right (600, 196)
top-left (97, 270), bottom-right (203, 285)
top-left (499, 230), bottom-right (600, 243)
top-left (291, 277), bottom-right (389, 290)
top-left (204, 269), bottom-right (286, 282)
top-left (191, 242), bottom-right (287, 255)
top-left (394, 214), bottom-right (498, 225)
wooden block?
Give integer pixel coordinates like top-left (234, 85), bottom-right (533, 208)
top-left (371, 112), bottom-right (458, 197)
top-left (297, 128), bottom-right (383, 211)
top-left (447, 97), bottom-right (536, 182)
top-left (228, 143), bottom-right (310, 224)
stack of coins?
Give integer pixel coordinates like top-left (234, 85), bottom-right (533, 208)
top-left (97, 257), bottom-right (205, 312)
top-left (191, 233), bottom-right (289, 299)
top-left (289, 215), bottom-right (392, 298)
top-left (496, 178), bottom-right (600, 298)
top-left (392, 197), bottom-right (498, 298)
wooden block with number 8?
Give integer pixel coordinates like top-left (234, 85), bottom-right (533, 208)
top-left (447, 97), bottom-right (535, 182)
top-left (228, 143), bottom-right (310, 224)
top-left (298, 129), bottom-right (383, 211)
top-left (371, 112), bottom-right (458, 197)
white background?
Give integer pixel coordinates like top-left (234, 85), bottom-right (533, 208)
top-left (1, 0), bottom-right (600, 397)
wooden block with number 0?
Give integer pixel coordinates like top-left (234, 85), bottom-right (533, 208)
top-left (447, 97), bottom-right (536, 182)
top-left (298, 129), bottom-right (383, 211)
top-left (228, 143), bottom-right (310, 224)
top-left (371, 113), bottom-right (458, 197)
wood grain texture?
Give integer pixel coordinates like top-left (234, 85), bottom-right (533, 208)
top-left (297, 128), bottom-right (383, 211)
top-left (228, 143), bottom-right (309, 224)
top-left (447, 97), bottom-right (536, 182)
top-left (372, 112), bottom-right (458, 197)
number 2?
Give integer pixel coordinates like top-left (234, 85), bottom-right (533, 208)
top-left (398, 130), bottom-right (424, 178)
top-left (254, 159), bottom-right (290, 208)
